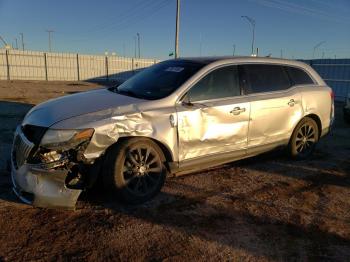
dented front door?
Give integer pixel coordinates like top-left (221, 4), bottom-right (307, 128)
top-left (176, 97), bottom-right (250, 161)
top-left (176, 65), bottom-right (250, 162)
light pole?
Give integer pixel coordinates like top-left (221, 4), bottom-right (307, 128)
top-left (233, 44), bottom-right (236, 56)
top-left (175, 0), bottom-right (180, 58)
top-left (134, 36), bottom-right (137, 58)
top-left (20, 33), bottom-right (24, 51)
top-left (241, 15), bottom-right (255, 56)
top-left (312, 41), bottom-right (326, 59)
top-left (136, 33), bottom-right (140, 58)
top-left (199, 33), bottom-right (202, 56)
top-left (46, 30), bottom-right (54, 52)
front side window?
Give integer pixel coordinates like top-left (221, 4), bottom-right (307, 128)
top-left (285, 66), bottom-right (314, 85)
top-left (187, 65), bottom-right (240, 102)
top-left (240, 64), bottom-right (291, 94)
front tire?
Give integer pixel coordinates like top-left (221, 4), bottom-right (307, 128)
top-left (289, 117), bottom-right (319, 160)
top-left (103, 138), bottom-right (167, 204)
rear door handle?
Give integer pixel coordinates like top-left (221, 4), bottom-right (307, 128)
top-left (230, 107), bottom-right (246, 115)
top-left (288, 99), bottom-right (295, 107)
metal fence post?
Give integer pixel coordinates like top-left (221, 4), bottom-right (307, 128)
top-left (105, 56), bottom-right (109, 81)
top-left (44, 53), bottom-right (48, 81)
top-left (76, 53), bottom-right (80, 81)
top-left (5, 49), bottom-right (10, 80)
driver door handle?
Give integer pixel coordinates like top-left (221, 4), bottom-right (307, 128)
top-left (288, 99), bottom-right (295, 107)
top-left (230, 107), bottom-right (246, 115)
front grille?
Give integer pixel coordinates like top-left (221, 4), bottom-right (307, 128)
top-left (22, 125), bottom-right (47, 145)
top-left (12, 127), bottom-right (35, 168)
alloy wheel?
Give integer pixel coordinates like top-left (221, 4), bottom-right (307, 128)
top-left (122, 145), bottom-right (163, 196)
top-left (295, 123), bottom-right (316, 156)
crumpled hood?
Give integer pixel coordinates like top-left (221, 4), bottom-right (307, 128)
top-left (22, 88), bottom-right (144, 127)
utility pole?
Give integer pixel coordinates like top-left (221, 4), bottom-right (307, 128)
top-left (233, 44), bottom-right (236, 56)
top-left (20, 33), bottom-right (24, 50)
top-left (175, 0), bottom-right (180, 58)
top-left (14, 38), bottom-right (18, 49)
top-left (46, 30), bottom-right (54, 52)
top-left (199, 33), bottom-right (202, 56)
top-left (280, 49), bottom-right (283, 58)
top-left (241, 16), bottom-right (255, 56)
top-left (136, 33), bottom-right (140, 58)
top-left (312, 41), bottom-right (326, 59)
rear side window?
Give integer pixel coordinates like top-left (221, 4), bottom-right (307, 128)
top-left (240, 64), bottom-right (291, 94)
top-left (187, 65), bottom-right (240, 102)
top-left (285, 66), bottom-right (314, 85)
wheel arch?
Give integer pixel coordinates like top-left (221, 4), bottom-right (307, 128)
top-left (304, 113), bottom-right (322, 139)
top-left (289, 113), bottom-right (322, 146)
top-left (108, 136), bottom-right (174, 163)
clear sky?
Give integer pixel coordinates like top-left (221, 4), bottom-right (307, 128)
top-left (1, 0), bottom-right (349, 59)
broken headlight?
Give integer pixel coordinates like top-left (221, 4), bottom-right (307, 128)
top-left (40, 128), bottom-right (94, 150)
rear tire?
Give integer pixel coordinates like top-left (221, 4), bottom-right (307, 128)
top-left (289, 117), bottom-right (319, 160)
top-left (103, 138), bottom-right (167, 204)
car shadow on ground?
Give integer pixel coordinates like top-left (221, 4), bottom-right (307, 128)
top-left (81, 190), bottom-right (350, 259)
top-left (80, 147), bottom-right (350, 259)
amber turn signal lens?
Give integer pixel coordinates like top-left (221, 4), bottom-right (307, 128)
top-left (73, 128), bottom-right (94, 140)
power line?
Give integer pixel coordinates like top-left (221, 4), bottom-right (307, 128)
top-left (249, 0), bottom-right (350, 24)
top-left (67, 0), bottom-right (150, 37)
top-left (0, 35), bottom-right (7, 46)
top-left (67, 0), bottom-right (170, 43)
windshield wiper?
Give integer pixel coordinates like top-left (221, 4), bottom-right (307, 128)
top-left (108, 87), bottom-right (143, 99)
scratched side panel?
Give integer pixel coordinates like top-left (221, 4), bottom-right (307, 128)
top-left (51, 103), bottom-right (178, 161)
top-left (298, 85), bottom-right (333, 131)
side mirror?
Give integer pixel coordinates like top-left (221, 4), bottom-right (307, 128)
top-left (181, 93), bottom-right (193, 107)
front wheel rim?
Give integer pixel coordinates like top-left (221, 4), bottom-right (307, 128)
top-left (295, 123), bottom-right (316, 155)
top-left (122, 145), bottom-right (163, 196)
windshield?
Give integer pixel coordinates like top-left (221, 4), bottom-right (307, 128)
top-left (111, 60), bottom-right (205, 100)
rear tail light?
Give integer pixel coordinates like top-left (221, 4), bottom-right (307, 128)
top-left (330, 90), bottom-right (335, 100)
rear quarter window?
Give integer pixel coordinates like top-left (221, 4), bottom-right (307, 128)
top-left (285, 66), bottom-right (315, 85)
top-left (240, 64), bottom-right (291, 94)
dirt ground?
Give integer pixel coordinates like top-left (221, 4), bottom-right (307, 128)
top-left (0, 80), bottom-right (349, 261)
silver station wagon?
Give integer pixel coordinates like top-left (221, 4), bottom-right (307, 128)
top-left (11, 57), bottom-right (334, 209)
